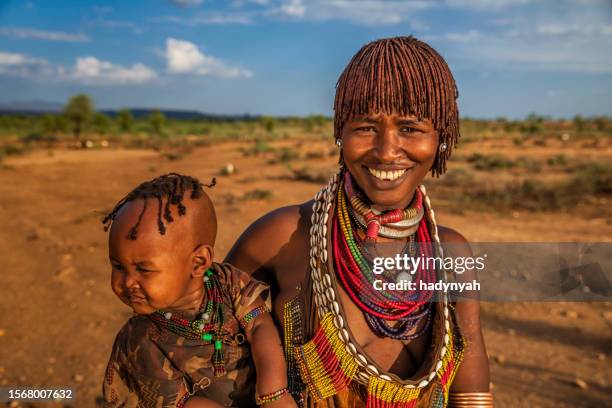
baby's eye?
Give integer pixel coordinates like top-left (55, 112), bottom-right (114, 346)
top-left (112, 264), bottom-right (125, 271)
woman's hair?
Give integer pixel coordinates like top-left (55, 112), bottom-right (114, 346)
top-left (334, 36), bottom-right (460, 176)
top-left (102, 173), bottom-right (215, 240)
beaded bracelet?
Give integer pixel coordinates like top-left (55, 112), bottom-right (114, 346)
top-left (239, 305), bottom-right (269, 329)
top-left (255, 387), bottom-right (289, 405)
top-left (176, 392), bottom-right (191, 408)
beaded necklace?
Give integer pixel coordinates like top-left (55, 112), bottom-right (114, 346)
top-left (333, 176), bottom-right (434, 339)
top-left (295, 172), bottom-right (466, 408)
top-left (149, 268), bottom-right (228, 377)
top-left (344, 173), bottom-right (424, 241)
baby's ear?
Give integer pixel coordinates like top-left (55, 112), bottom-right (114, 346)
top-left (192, 244), bottom-right (213, 278)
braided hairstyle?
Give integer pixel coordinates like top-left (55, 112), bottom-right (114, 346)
top-left (102, 173), bottom-right (216, 240)
top-left (334, 36), bottom-right (460, 177)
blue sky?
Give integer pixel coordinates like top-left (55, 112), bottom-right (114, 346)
top-left (0, 0), bottom-right (611, 118)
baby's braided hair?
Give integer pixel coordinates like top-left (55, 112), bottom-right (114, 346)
top-left (102, 173), bottom-right (216, 240)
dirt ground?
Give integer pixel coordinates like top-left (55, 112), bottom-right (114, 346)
top-left (0, 138), bottom-right (610, 407)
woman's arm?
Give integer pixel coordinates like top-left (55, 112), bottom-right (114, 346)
top-left (439, 226), bottom-right (491, 392)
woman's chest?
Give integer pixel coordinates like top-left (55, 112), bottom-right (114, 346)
top-left (269, 237), bottom-right (433, 379)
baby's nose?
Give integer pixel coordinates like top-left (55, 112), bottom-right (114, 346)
top-left (124, 273), bottom-right (138, 289)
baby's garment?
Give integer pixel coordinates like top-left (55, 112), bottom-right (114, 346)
top-left (103, 262), bottom-right (270, 407)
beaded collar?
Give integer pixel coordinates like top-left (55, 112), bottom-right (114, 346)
top-left (308, 172), bottom-right (452, 390)
top-left (148, 268), bottom-right (228, 377)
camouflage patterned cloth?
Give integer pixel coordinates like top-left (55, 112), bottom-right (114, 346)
top-left (103, 262), bottom-right (271, 408)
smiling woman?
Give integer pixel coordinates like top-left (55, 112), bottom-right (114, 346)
top-left (226, 36), bottom-right (491, 408)
top-left (341, 113), bottom-right (439, 210)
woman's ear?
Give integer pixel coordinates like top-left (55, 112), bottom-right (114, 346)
top-left (191, 244), bottom-right (213, 278)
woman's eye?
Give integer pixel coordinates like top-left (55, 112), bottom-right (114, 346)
top-left (400, 126), bottom-right (417, 133)
top-left (355, 126), bottom-right (376, 133)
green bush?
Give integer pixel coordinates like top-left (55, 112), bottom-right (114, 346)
top-left (547, 154), bottom-right (567, 166)
top-left (467, 153), bottom-right (514, 170)
top-left (241, 189), bottom-right (273, 201)
top-left (569, 163), bottom-right (612, 195)
top-left (242, 139), bottom-right (274, 156)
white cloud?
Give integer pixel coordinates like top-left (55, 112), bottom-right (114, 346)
top-left (152, 13), bottom-right (253, 25)
top-left (445, 29), bottom-right (482, 43)
top-left (537, 23), bottom-right (612, 36)
top-left (71, 57), bottom-right (157, 85)
top-left (280, 0), bottom-right (305, 17)
top-left (0, 51), bottom-right (42, 66)
top-left (164, 38), bottom-right (253, 78)
top-left (97, 19), bottom-right (143, 33)
top-left (264, 0), bottom-right (431, 27)
top-left (473, 43), bottom-right (612, 74)
top-left (0, 51), bottom-right (55, 77)
top-left (0, 27), bottom-right (90, 42)
top-left (445, 0), bottom-right (531, 9)
top-left (0, 51), bottom-right (158, 84)
top-left (420, 0), bottom-right (612, 75)
top-left (158, 0), bottom-right (433, 27)
top-left (168, 0), bottom-right (204, 6)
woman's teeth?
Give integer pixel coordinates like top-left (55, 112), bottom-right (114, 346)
top-left (368, 168), bottom-right (406, 181)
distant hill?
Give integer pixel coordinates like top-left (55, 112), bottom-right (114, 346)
top-left (0, 100), bottom-right (64, 113)
top-left (0, 101), bottom-right (257, 121)
top-left (101, 109), bottom-right (257, 121)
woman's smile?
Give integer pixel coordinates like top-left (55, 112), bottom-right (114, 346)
top-left (364, 165), bottom-right (416, 188)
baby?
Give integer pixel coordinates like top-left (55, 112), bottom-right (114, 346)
top-left (101, 173), bottom-right (295, 408)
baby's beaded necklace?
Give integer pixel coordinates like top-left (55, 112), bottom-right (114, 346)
top-left (148, 268), bottom-right (228, 377)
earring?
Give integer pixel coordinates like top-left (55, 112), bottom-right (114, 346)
top-left (439, 142), bottom-right (447, 152)
top-left (336, 139), bottom-right (342, 147)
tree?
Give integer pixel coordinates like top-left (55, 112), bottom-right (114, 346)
top-left (63, 94), bottom-right (93, 139)
top-left (259, 115), bottom-right (276, 133)
top-left (38, 114), bottom-right (69, 135)
top-left (148, 110), bottom-right (166, 136)
top-left (92, 112), bottom-right (112, 134)
top-left (522, 113), bottom-right (543, 134)
top-left (593, 116), bottom-right (608, 132)
top-left (573, 115), bottom-right (586, 134)
top-left (116, 109), bottom-right (134, 133)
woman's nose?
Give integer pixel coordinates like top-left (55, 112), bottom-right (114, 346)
top-left (376, 126), bottom-right (402, 163)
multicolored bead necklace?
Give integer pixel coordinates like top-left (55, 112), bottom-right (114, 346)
top-left (332, 173), bottom-right (435, 339)
top-left (149, 268), bottom-right (228, 377)
top-left (296, 172), bottom-right (466, 407)
top-left (344, 173), bottom-right (424, 241)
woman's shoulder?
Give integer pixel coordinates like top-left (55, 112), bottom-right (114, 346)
top-left (236, 200), bottom-right (313, 243)
top-left (437, 225), bottom-right (472, 256)
top-left (224, 200), bottom-right (314, 270)
top-left (437, 224), bottom-right (469, 244)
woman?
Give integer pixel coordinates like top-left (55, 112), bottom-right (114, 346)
top-left (226, 36), bottom-right (491, 408)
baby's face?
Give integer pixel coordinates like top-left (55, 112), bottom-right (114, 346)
top-left (108, 199), bottom-right (197, 315)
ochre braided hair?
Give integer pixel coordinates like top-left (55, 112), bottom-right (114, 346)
top-left (334, 36), bottom-right (460, 176)
top-left (102, 173), bottom-right (216, 240)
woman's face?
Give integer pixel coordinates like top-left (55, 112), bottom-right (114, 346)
top-left (341, 112), bottom-right (439, 210)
